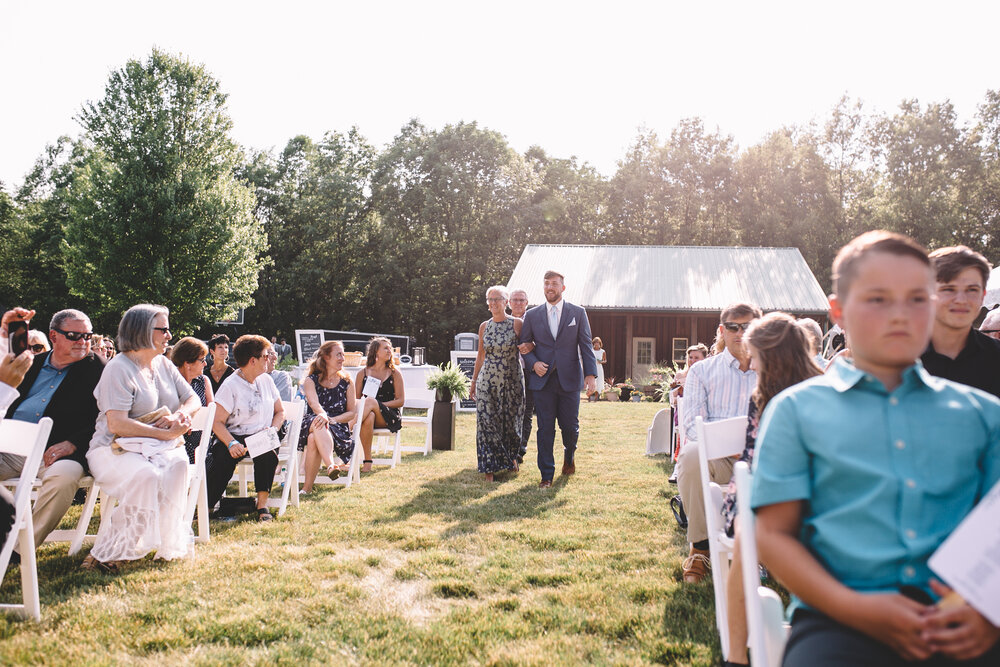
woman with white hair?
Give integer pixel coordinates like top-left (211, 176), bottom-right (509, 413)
top-left (470, 285), bottom-right (525, 481)
top-left (84, 304), bottom-right (200, 573)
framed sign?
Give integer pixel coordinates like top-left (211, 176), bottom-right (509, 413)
top-left (450, 351), bottom-right (477, 412)
top-left (296, 330), bottom-right (324, 365)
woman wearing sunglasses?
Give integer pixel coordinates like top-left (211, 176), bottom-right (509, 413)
top-left (84, 304), bottom-right (200, 573)
top-left (27, 330), bottom-right (50, 355)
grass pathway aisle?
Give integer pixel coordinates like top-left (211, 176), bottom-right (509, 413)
top-left (0, 402), bottom-right (721, 665)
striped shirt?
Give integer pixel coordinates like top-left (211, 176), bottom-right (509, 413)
top-left (681, 347), bottom-right (757, 444)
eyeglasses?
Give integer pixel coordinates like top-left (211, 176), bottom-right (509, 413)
top-left (722, 321), bottom-right (752, 332)
top-left (982, 329), bottom-right (1000, 334)
top-left (53, 328), bottom-right (93, 341)
top-left (197, 356), bottom-right (207, 364)
top-left (486, 297), bottom-right (506, 303)
top-left (153, 327), bottom-right (171, 335)
top-left (30, 344), bottom-right (47, 353)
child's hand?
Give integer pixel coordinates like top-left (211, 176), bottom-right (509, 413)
top-left (855, 593), bottom-right (933, 661)
top-left (922, 580), bottom-right (1000, 660)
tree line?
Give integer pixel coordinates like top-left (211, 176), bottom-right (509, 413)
top-left (2, 49), bottom-right (1000, 362)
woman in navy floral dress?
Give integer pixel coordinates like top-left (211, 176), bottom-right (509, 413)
top-left (299, 341), bottom-right (357, 492)
top-left (471, 286), bottom-right (525, 481)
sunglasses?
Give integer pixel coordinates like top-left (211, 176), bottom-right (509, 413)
top-left (722, 321), bottom-right (752, 332)
top-left (153, 326), bottom-right (171, 335)
top-left (982, 329), bottom-right (1000, 334)
top-left (53, 328), bottom-right (93, 341)
top-left (30, 344), bottom-right (47, 353)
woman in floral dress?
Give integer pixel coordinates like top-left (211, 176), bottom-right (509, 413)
top-left (299, 341), bottom-right (357, 492)
top-left (470, 285), bottom-right (525, 481)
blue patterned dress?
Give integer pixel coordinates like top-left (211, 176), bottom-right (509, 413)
top-left (298, 374), bottom-right (354, 462)
top-left (476, 318), bottom-right (525, 473)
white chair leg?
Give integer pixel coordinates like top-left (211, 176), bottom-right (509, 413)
top-left (196, 477), bottom-right (210, 544)
top-left (69, 483), bottom-right (100, 556)
top-left (393, 432), bottom-right (402, 466)
top-left (19, 523), bottom-right (40, 620)
top-left (239, 465), bottom-right (249, 497)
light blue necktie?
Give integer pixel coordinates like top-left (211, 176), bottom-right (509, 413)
top-left (549, 305), bottom-right (559, 339)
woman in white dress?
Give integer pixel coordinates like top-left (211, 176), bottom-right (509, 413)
top-left (84, 304), bottom-right (200, 573)
top-left (592, 337), bottom-right (606, 398)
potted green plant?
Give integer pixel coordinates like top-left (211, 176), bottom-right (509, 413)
top-left (426, 361), bottom-right (471, 403)
top-left (616, 379), bottom-right (636, 402)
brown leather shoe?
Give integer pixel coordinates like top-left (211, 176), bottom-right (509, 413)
top-left (682, 548), bottom-right (711, 583)
top-left (561, 461), bottom-right (575, 476)
top-left (539, 480), bottom-right (553, 488)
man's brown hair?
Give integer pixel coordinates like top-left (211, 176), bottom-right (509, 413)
top-left (832, 231), bottom-right (929, 297)
top-left (719, 302), bottom-right (762, 323)
top-left (928, 245), bottom-right (991, 288)
top-left (543, 270), bottom-right (565, 282)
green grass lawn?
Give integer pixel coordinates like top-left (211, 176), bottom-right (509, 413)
top-left (0, 402), bottom-right (722, 666)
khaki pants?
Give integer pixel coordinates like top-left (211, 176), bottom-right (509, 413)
top-left (0, 453), bottom-right (85, 549)
top-left (676, 442), bottom-right (735, 544)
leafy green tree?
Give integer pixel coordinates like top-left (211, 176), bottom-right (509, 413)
top-left (371, 120), bottom-right (536, 361)
top-left (521, 146), bottom-right (607, 244)
top-left (867, 100), bottom-right (982, 252)
top-left (63, 49), bottom-right (267, 334)
top-left (240, 129), bottom-right (376, 336)
top-left (735, 128), bottom-right (841, 287)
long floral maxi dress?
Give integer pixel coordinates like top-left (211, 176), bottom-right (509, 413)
top-left (476, 318), bottom-right (525, 473)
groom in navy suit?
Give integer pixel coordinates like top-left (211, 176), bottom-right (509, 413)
top-left (519, 270), bottom-right (598, 487)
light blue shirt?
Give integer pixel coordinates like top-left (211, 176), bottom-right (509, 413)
top-left (751, 358), bottom-right (1000, 606)
top-left (12, 353), bottom-right (69, 424)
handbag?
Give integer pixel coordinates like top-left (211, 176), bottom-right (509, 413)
top-left (670, 495), bottom-right (688, 529)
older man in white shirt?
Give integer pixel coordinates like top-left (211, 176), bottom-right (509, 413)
top-left (676, 302), bottom-right (760, 584)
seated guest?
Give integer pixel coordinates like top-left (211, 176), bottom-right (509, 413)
top-left (206, 334), bottom-right (235, 394)
top-left (754, 232), bottom-right (1000, 666)
top-left (354, 337), bottom-right (404, 473)
top-left (85, 304), bottom-right (199, 573)
top-left (169, 337), bottom-right (215, 463)
top-left (718, 313), bottom-right (821, 666)
top-left (921, 245), bottom-right (1000, 398)
top-left (299, 341), bottom-right (357, 492)
top-left (28, 330), bottom-right (50, 356)
top-left (795, 317), bottom-right (826, 368)
top-left (205, 335), bottom-right (285, 522)
top-left (980, 307), bottom-right (1000, 341)
top-left (1, 309), bottom-right (104, 557)
top-left (265, 346), bottom-right (293, 402)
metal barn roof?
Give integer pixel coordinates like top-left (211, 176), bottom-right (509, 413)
top-left (507, 245), bottom-right (830, 313)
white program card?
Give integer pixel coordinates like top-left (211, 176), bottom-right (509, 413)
top-left (929, 477), bottom-right (1000, 626)
top-left (362, 375), bottom-right (382, 398)
top-left (244, 427), bottom-right (280, 458)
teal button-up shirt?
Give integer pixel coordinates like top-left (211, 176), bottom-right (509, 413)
top-left (751, 358), bottom-right (1000, 604)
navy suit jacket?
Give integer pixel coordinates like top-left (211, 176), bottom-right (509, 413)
top-left (521, 301), bottom-right (598, 392)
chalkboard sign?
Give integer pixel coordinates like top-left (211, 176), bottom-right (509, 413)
top-left (296, 330), bottom-right (324, 365)
top-left (450, 351), bottom-right (478, 412)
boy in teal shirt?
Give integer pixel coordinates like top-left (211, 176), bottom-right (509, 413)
top-left (752, 231), bottom-right (1000, 665)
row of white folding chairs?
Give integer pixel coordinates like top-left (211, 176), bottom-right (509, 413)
top-left (694, 415), bottom-right (789, 666)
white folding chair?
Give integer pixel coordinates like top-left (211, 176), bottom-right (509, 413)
top-left (399, 398), bottom-right (435, 456)
top-left (1, 473), bottom-right (100, 556)
top-left (307, 417), bottom-right (363, 489)
top-left (234, 399), bottom-right (305, 517)
top-left (183, 403), bottom-right (216, 545)
top-left (734, 461), bottom-right (789, 667)
top-left (0, 417), bottom-right (52, 620)
top-left (645, 408), bottom-right (672, 456)
top-left (694, 414), bottom-right (748, 661)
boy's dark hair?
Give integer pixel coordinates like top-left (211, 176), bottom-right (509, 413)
top-left (233, 335), bottom-right (271, 368)
top-left (832, 231), bottom-right (929, 297)
top-left (928, 245), bottom-right (991, 288)
top-left (719, 302), bottom-right (762, 323)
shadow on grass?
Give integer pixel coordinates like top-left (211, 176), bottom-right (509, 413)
top-left (375, 469), bottom-right (569, 538)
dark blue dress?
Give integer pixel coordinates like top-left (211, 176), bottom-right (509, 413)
top-left (476, 318), bottom-right (525, 473)
top-left (298, 374), bottom-right (354, 462)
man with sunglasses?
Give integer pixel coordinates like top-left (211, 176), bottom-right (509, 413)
top-left (2, 308), bottom-right (105, 556)
top-left (676, 302), bottom-right (761, 584)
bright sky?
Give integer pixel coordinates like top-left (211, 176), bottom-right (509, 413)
top-left (2, 0), bottom-right (998, 190)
